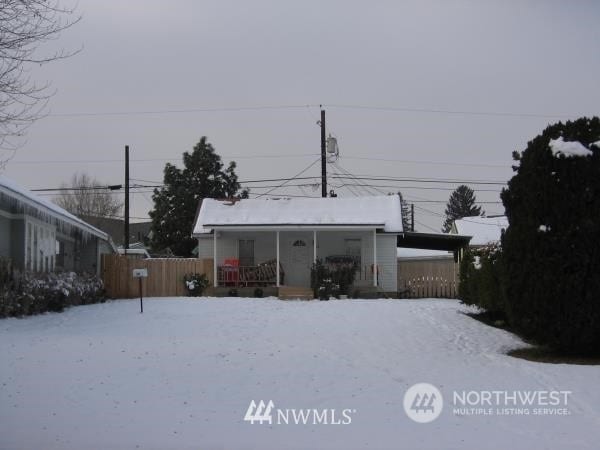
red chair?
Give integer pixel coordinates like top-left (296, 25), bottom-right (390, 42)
top-left (223, 258), bottom-right (239, 286)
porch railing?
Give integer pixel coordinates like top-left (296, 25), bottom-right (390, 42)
top-left (217, 259), bottom-right (284, 287)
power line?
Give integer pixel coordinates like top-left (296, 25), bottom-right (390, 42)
top-left (330, 175), bottom-right (507, 186)
top-left (9, 153), bottom-right (320, 165)
top-left (341, 155), bottom-right (510, 169)
top-left (325, 103), bottom-right (583, 120)
top-left (41, 102), bottom-right (586, 120)
top-left (255, 158), bottom-right (321, 198)
top-left (333, 162), bottom-right (388, 195)
top-left (47, 104), bottom-right (321, 118)
top-left (414, 220), bottom-right (440, 233)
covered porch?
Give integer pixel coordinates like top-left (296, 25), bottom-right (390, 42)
top-left (198, 227), bottom-right (392, 291)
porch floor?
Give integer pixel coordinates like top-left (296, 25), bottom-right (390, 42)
top-left (205, 285), bottom-right (314, 300)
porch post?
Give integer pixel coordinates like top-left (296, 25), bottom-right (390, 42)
top-left (373, 229), bottom-right (377, 287)
top-left (276, 230), bottom-right (280, 287)
top-left (313, 230), bottom-right (317, 264)
top-left (213, 230), bottom-right (218, 287)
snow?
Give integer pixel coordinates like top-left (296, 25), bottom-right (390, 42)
top-left (0, 175), bottom-right (109, 240)
top-left (549, 137), bottom-right (593, 158)
top-left (1, 298), bottom-right (599, 449)
top-left (453, 216), bottom-right (509, 246)
top-left (193, 196), bottom-right (403, 234)
top-left (397, 247), bottom-right (453, 259)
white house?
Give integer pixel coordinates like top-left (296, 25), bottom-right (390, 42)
top-left (0, 175), bottom-right (115, 275)
top-left (192, 195), bottom-right (403, 294)
top-left (451, 216), bottom-right (508, 247)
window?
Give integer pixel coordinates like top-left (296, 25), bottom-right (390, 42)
top-left (25, 221), bottom-right (57, 272)
top-left (33, 225), bottom-right (38, 271)
top-left (238, 240), bottom-right (254, 267)
top-left (345, 239), bottom-right (361, 267)
top-left (26, 223), bottom-right (32, 271)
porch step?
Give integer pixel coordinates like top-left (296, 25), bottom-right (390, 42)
top-left (278, 286), bottom-right (314, 300)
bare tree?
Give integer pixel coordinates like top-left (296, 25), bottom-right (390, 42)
top-left (0, 0), bottom-right (80, 165)
top-left (54, 173), bottom-right (123, 219)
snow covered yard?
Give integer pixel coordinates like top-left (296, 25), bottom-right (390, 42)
top-left (1, 298), bottom-right (599, 450)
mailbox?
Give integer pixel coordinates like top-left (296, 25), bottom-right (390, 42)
top-left (132, 268), bottom-right (148, 278)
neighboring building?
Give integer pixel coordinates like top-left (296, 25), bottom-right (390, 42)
top-left (450, 216), bottom-right (508, 247)
top-left (81, 215), bottom-right (152, 248)
top-left (192, 196), bottom-right (403, 294)
top-left (117, 245), bottom-right (151, 259)
top-left (0, 176), bottom-right (115, 275)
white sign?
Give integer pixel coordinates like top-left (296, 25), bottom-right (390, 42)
top-left (132, 268), bottom-right (148, 278)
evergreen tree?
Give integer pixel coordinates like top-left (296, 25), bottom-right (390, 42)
top-left (501, 117), bottom-right (600, 353)
top-left (442, 185), bottom-right (483, 232)
top-left (149, 137), bottom-right (247, 256)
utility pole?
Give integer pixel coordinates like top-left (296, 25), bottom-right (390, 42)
top-left (320, 108), bottom-right (327, 197)
top-left (411, 203), bottom-right (415, 232)
top-left (124, 145), bottom-right (130, 254)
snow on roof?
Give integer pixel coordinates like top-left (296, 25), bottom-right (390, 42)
top-left (397, 247), bottom-right (453, 259)
top-left (0, 175), bottom-right (109, 240)
top-left (549, 137), bottom-right (593, 158)
top-left (193, 196), bottom-right (403, 234)
top-left (453, 216), bottom-right (508, 246)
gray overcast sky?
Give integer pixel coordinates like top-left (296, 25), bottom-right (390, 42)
top-left (2, 0), bottom-right (599, 231)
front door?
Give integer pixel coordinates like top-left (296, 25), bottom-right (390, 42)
top-left (287, 237), bottom-right (311, 287)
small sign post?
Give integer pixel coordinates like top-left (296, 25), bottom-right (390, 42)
top-left (132, 268), bottom-right (148, 313)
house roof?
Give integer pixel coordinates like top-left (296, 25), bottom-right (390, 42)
top-left (0, 175), bottom-right (110, 240)
top-left (452, 216), bottom-right (508, 246)
top-left (193, 195), bottom-right (403, 235)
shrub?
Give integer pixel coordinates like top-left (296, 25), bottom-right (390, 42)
top-left (311, 257), bottom-right (358, 298)
top-left (183, 272), bottom-right (209, 296)
top-left (458, 244), bottom-right (505, 315)
top-left (501, 116), bottom-right (600, 353)
top-left (0, 271), bottom-right (106, 318)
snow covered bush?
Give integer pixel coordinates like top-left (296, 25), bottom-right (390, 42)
top-left (501, 117), bottom-right (600, 353)
top-left (311, 258), bottom-right (357, 298)
top-left (458, 243), bottom-right (505, 315)
top-left (0, 271), bottom-right (105, 318)
top-left (183, 273), bottom-right (209, 296)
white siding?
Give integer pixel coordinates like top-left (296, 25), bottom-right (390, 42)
top-left (359, 233), bottom-right (397, 292)
top-left (376, 234), bottom-right (397, 292)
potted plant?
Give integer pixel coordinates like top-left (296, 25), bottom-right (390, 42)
top-left (183, 273), bottom-right (209, 297)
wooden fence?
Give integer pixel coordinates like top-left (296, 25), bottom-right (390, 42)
top-left (397, 258), bottom-right (459, 298)
top-left (102, 255), bottom-right (214, 299)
